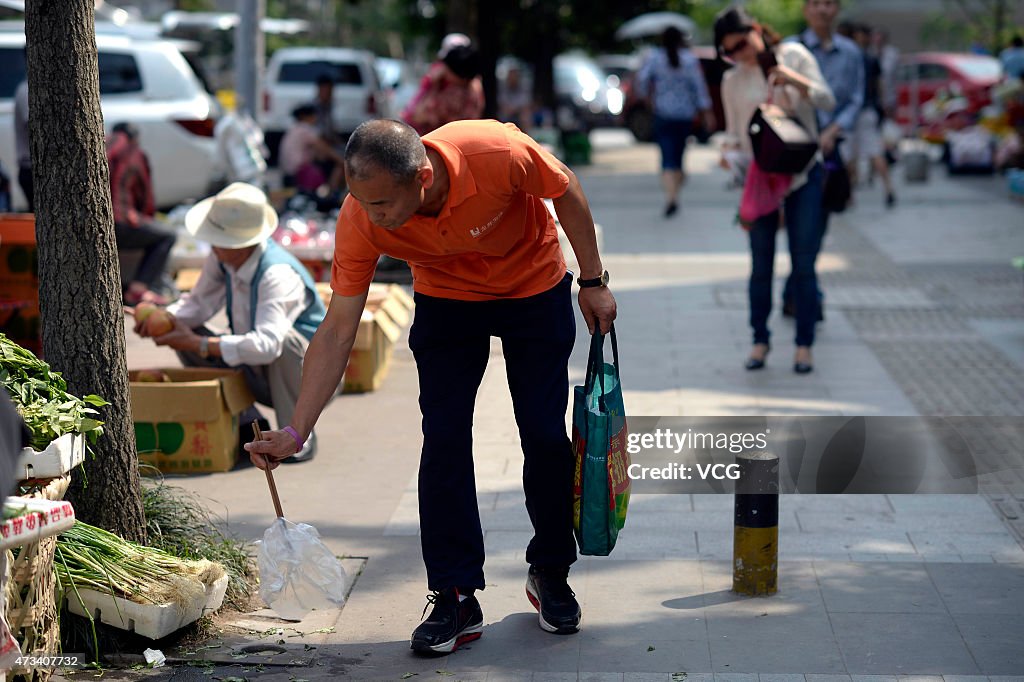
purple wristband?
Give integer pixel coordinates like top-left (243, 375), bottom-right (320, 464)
top-left (282, 426), bottom-right (304, 453)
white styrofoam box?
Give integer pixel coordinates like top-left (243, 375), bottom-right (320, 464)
top-left (0, 497), bottom-right (76, 551)
top-left (65, 573), bottom-right (229, 640)
top-left (17, 433), bottom-right (85, 481)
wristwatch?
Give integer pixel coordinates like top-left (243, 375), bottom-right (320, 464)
top-left (198, 337), bottom-right (210, 359)
top-left (577, 270), bottom-right (610, 288)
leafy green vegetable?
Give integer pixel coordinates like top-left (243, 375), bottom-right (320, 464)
top-left (0, 333), bottom-right (107, 450)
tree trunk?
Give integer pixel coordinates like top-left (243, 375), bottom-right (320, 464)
top-left (529, 2), bottom-right (559, 118)
top-left (476, 0), bottom-right (504, 119)
top-left (25, 0), bottom-right (147, 543)
top-left (992, 0), bottom-right (1006, 54)
top-left (446, 0), bottom-right (476, 38)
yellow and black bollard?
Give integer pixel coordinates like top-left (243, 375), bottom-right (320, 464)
top-left (732, 451), bottom-right (779, 595)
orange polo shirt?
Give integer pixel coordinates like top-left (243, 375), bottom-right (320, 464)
top-left (330, 120), bottom-right (569, 301)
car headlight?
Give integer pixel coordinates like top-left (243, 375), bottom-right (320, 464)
top-left (607, 88), bottom-right (623, 116)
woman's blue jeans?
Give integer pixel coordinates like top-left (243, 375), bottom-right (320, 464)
top-left (748, 163), bottom-right (825, 348)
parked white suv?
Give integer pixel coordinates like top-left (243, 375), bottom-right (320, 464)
top-left (0, 32), bottom-right (220, 210)
top-left (261, 47), bottom-right (390, 160)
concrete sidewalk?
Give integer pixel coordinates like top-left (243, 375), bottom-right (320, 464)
top-left (105, 133), bottom-right (1023, 681)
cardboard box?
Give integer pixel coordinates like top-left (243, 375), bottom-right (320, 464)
top-left (314, 283), bottom-right (414, 393)
top-left (174, 267), bottom-right (203, 292)
top-left (129, 368), bottom-right (254, 474)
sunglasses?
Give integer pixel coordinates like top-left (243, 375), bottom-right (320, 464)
top-left (722, 37), bottom-right (750, 57)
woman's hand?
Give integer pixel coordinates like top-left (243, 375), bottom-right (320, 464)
top-left (767, 65), bottom-right (796, 86)
top-left (769, 65), bottom-right (811, 98)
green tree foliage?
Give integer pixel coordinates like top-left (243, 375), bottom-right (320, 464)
top-left (920, 0), bottom-right (1017, 54)
top-left (559, 0), bottom-right (810, 51)
top-left (263, 0), bottom-right (815, 61)
top-left (174, 0), bottom-right (213, 10)
top-left (264, 0), bottom-right (419, 56)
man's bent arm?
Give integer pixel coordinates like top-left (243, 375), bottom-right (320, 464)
top-left (291, 291), bottom-right (367, 439)
top-left (551, 161), bottom-right (617, 334)
top-left (246, 289), bottom-right (367, 466)
top-left (552, 162), bottom-right (603, 279)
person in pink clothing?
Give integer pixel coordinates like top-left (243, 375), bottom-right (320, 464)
top-left (401, 36), bottom-right (484, 135)
top-left (279, 105), bottom-right (345, 193)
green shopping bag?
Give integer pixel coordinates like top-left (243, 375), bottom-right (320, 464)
top-left (572, 325), bottom-right (630, 556)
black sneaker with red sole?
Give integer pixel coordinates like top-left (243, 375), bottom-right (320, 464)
top-left (526, 565), bottom-right (581, 634)
top-left (410, 588), bottom-right (483, 655)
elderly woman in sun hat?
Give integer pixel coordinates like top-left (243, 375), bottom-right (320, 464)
top-left (136, 182), bottom-right (327, 463)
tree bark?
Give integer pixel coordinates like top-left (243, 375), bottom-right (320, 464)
top-left (25, 0), bottom-right (147, 543)
top-left (476, 0), bottom-right (504, 119)
top-left (529, 2), bottom-right (559, 117)
top-left (446, 0), bottom-right (476, 38)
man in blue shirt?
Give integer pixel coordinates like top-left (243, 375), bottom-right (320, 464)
top-left (1001, 36), bottom-right (1024, 80)
top-left (784, 0), bottom-right (864, 320)
top-left (796, 0), bottom-right (864, 160)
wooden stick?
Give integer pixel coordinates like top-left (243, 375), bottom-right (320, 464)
top-left (253, 420), bottom-right (285, 519)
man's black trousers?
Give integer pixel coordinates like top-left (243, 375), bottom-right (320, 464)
top-left (409, 272), bottom-right (578, 591)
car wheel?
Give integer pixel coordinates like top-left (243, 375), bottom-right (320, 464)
top-left (627, 108), bottom-right (654, 142)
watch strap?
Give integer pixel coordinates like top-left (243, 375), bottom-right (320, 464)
top-left (577, 270), bottom-right (609, 288)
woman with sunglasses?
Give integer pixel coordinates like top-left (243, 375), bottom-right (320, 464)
top-left (714, 6), bottom-right (835, 374)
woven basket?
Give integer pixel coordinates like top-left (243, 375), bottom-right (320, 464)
top-left (3, 475), bottom-right (70, 682)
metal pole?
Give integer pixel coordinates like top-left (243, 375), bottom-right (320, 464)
top-left (732, 451), bottom-right (779, 596)
top-left (235, 0), bottom-right (265, 117)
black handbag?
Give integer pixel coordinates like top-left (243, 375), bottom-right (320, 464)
top-left (822, 148), bottom-right (852, 213)
top-left (748, 103), bottom-right (819, 174)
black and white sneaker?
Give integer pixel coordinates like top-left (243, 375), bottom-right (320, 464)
top-left (410, 588), bottom-right (483, 655)
top-left (526, 566), bottom-right (581, 634)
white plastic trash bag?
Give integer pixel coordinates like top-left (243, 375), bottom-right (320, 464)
top-left (257, 517), bottom-right (347, 621)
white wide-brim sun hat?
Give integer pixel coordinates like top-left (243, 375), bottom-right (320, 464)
top-left (184, 182), bottom-right (278, 249)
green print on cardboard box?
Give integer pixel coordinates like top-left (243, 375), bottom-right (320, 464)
top-left (134, 422), bottom-right (186, 454)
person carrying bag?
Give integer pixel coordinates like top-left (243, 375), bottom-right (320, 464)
top-left (572, 326), bottom-right (630, 556)
top-left (715, 5), bottom-right (835, 375)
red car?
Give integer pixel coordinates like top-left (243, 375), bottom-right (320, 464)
top-left (893, 52), bottom-right (1003, 129)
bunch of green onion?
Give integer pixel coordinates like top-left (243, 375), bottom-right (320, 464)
top-left (55, 522), bottom-right (226, 610)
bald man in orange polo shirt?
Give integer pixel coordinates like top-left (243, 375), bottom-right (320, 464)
top-left (247, 118), bottom-right (616, 654)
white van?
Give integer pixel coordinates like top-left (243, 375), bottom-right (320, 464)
top-left (261, 47), bottom-right (390, 159)
top-left (0, 32), bottom-right (220, 210)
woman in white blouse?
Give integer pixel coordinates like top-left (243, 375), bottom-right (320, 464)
top-left (714, 6), bottom-right (835, 374)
